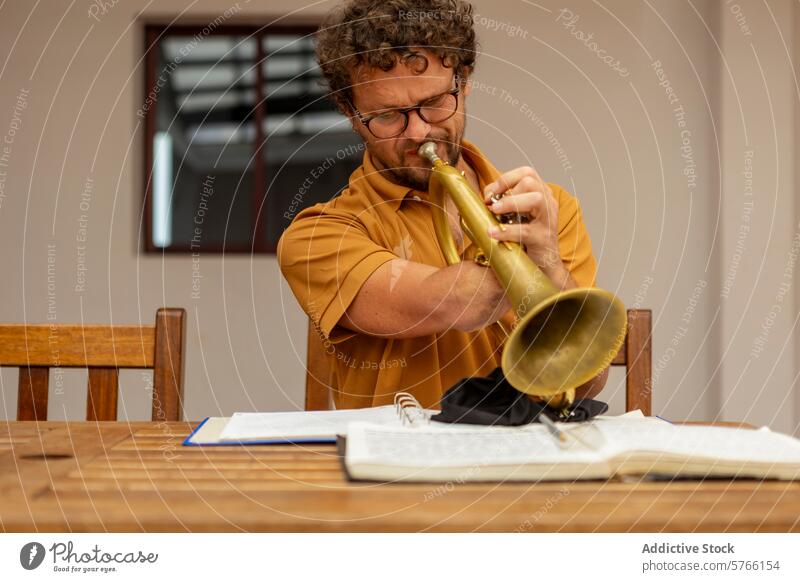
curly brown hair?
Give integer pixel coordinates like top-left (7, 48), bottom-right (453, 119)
top-left (315, 0), bottom-right (477, 113)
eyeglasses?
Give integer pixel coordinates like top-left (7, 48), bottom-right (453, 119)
top-left (350, 84), bottom-right (461, 139)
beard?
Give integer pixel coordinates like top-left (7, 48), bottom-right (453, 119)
top-left (371, 130), bottom-right (462, 192)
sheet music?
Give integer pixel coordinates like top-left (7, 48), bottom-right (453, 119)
top-left (346, 415), bottom-right (800, 469)
top-left (346, 422), bottom-right (604, 467)
top-left (595, 419), bottom-right (800, 463)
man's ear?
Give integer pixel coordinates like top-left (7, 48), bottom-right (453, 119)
top-left (347, 111), bottom-right (371, 142)
top-left (336, 94), bottom-right (360, 133)
top-left (459, 72), bottom-right (472, 97)
top-left (347, 109), bottom-right (368, 138)
top-left (347, 114), bottom-right (360, 133)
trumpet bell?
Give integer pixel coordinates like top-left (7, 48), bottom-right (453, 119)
top-left (503, 287), bottom-right (627, 399)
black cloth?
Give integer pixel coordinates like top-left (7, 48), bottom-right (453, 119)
top-left (431, 367), bottom-right (608, 426)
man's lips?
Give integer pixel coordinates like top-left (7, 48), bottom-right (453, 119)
top-left (406, 144), bottom-right (435, 157)
top-left (406, 140), bottom-right (446, 161)
top-left (406, 137), bottom-right (448, 158)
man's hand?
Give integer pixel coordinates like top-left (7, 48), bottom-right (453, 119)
top-left (483, 167), bottom-right (575, 290)
top-left (574, 366), bottom-right (609, 400)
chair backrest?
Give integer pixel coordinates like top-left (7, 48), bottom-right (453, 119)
top-left (305, 309), bottom-right (653, 414)
top-left (1, 308), bottom-right (186, 421)
top-left (609, 309), bottom-right (652, 416)
top-left (305, 320), bottom-right (333, 411)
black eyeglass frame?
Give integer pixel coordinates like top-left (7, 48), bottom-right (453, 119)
top-left (348, 83), bottom-right (462, 138)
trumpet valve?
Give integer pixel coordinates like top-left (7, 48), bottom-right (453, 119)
top-left (490, 191), bottom-right (528, 225)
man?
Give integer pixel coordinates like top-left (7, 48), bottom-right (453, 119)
top-left (278, 0), bottom-right (608, 409)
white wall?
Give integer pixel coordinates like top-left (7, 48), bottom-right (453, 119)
top-left (0, 0), bottom-right (797, 433)
top-left (717, 1), bottom-right (798, 431)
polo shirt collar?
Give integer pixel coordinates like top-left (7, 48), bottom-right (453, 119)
top-left (460, 139), bottom-right (502, 192)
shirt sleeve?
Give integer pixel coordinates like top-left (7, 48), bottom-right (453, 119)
top-left (550, 183), bottom-right (597, 288)
top-left (277, 202), bottom-right (398, 342)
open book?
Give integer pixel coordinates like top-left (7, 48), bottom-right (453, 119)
top-left (184, 394), bottom-right (430, 445)
top-left (341, 414), bottom-right (800, 482)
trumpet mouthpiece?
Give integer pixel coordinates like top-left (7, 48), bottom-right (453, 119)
top-left (418, 142), bottom-right (440, 164)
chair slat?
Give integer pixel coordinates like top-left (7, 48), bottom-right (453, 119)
top-left (151, 308), bottom-right (185, 422)
top-left (624, 309), bottom-right (653, 415)
top-left (17, 366), bottom-right (49, 421)
top-left (0, 325), bottom-right (155, 368)
top-left (87, 368), bottom-right (119, 421)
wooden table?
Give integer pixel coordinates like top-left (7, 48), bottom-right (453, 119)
top-left (1, 421), bottom-right (798, 532)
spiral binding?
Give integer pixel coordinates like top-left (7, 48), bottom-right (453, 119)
top-left (393, 392), bottom-right (430, 427)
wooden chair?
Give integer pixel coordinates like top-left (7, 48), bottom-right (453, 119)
top-left (610, 309), bottom-right (652, 415)
top-left (305, 308), bottom-right (653, 415)
top-left (1, 308), bottom-right (186, 421)
top-left (305, 321), bottom-right (333, 411)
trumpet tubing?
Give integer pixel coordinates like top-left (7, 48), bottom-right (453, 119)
top-left (418, 141), bottom-right (628, 409)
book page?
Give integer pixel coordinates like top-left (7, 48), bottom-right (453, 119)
top-left (219, 405), bottom-right (404, 441)
top-left (594, 418), bottom-right (800, 465)
top-left (185, 417), bottom-right (229, 445)
top-left (345, 422), bottom-right (605, 468)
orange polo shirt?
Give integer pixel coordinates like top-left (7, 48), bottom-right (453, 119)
top-left (278, 139), bottom-right (597, 409)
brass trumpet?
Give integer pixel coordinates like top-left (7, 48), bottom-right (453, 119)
top-left (418, 141), bottom-right (627, 410)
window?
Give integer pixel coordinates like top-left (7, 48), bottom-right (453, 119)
top-left (142, 24), bottom-right (362, 253)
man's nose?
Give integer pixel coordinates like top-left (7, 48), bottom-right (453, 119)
top-left (402, 109), bottom-right (431, 141)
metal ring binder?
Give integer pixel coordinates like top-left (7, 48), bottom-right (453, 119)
top-left (394, 392), bottom-right (429, 427)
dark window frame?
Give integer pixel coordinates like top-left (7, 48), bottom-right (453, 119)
top-left (141, 22), bottom-right (324, 254)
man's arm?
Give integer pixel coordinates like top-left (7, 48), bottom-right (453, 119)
top-left (340, 259), bottom-right (511, 337)
top-left (341, 248), bottom-right (608, 396)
